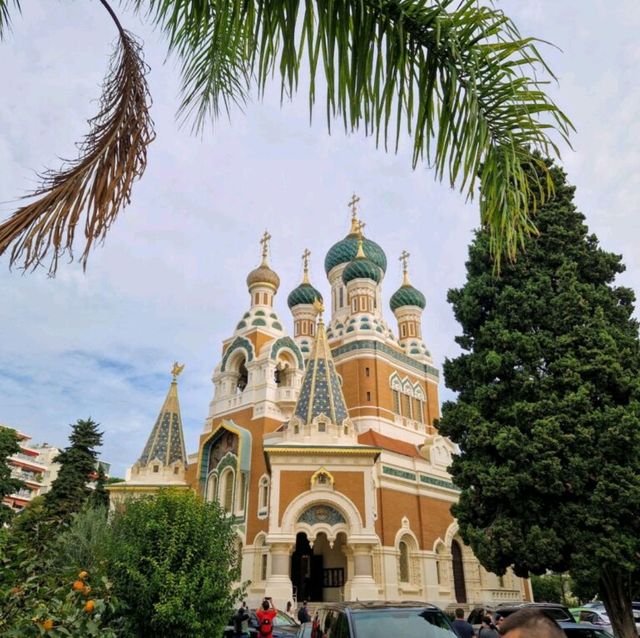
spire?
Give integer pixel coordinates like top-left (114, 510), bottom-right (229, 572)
top-left (293, 307), bottom-right (349, 425)
top-left (355, 221), bottom-right (366, 259)
top-left (137, 363), bottom-right (188, 467)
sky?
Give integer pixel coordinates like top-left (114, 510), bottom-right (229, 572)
top-left (1, 1), bottom-right (639, 477)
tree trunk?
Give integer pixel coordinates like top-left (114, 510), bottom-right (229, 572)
top-left (600, 571), bottom-right (636, 638)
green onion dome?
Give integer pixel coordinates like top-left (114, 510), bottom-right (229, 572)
top-left (325, 234), bottom-right (387, 275)
top-left (342, 257), bottom-right (382, 285)
top-left (390, 284), bottom-right (426, 311)
top-left (287, 283), bottom-right (323, 309)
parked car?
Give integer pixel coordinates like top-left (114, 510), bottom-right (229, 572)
top-left (309, 601), bottom-right (458, 638)
top-left (558, 621), bottom-right (613, 638)
top-left (493, 602), bottom-right (576, 623)
top-left (223, 608), bottom-right (299, 638)
top-left (571, 608), bottom-right (613, 634)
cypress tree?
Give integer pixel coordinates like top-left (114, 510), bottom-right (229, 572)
top-left (45, 418), bottom-right (103, 522)
top-left (438, 159), bottom-right (640, 638)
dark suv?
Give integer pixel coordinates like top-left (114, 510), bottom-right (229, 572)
top-left (308, 601), bottom-right (459, 638)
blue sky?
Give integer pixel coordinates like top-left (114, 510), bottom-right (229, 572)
top-left (1, 1), bottom-right (639, 477)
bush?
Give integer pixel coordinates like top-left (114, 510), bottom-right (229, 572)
top-left (106, 489), bottom-right (243, 638)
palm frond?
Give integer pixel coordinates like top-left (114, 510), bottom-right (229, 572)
top-left (0, 23), bottom-right (154, 274)
top-left (140, 0), bottom-right (573, 265)
top-left (0, 0), bottom-right (20, 39)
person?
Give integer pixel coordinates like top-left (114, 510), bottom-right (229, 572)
top-left (298, 600), bottom-right (311, 623)
top-left (311, 611), bottom-right (321, 638)
top-left (256, 598), bottom-right (277, 638)
top-left (498, 609), bottom-right (565, 638)
top-left (233, 601), bottom-right (249, 637)
top-left (286, 600), bottom-right (293, 615)
top-left (452, 608), bottom-right (476, 638)
top-left (478, 615), bottom-right (500, 638)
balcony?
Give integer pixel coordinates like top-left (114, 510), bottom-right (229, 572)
top-left (10, 453), bottom-right (47, 471)
top-left (275, 386), bottom-right (297, 406)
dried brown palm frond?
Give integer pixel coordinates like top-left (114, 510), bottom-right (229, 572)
top-left (0, 12), bottom-right (154, 274)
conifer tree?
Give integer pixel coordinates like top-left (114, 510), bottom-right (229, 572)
top-left (89, 464), bottom-right (110, 510)
top-left (438, 159), bottom-right (640, 638)
top-left (45, 418), bottom-right (103, 522)
top-left (0, 427), bottom-right (23, 525)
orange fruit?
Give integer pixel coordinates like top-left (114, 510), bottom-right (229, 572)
top-left (42, 619), bottom-right (54, 631)
top-left (78, 570), bottom-right (89, 580)
top-left (84, 600), bottom-right (95, 613)
top-left (72, 580), bottom-right (84, 591)
top-left (83, 585), bottom-right (92, 596)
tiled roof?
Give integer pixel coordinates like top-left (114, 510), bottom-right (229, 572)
top-left (293, 317), bottom-right (349, 425)
top-left (358, 429), bottom-right (422, 458)
top-left (138, 378), bottom-right (187, 467)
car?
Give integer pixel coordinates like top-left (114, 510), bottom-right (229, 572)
top-left (494, 602), bottom-right (576, 624)
top-left (309, 601), bottom-right (459, 638)
top-left (295, 621), bottom-right (314, 638)
top-left (223, 608), bottom-right (299, 638)
top-left (571, 608), bottom-right (613, 634)
top-left (558, 620), bottom-right (613, 638)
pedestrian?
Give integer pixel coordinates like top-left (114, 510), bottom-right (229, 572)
top-left (452, 608), bottom-right (476, 638)
top-left (498, 609), bottom-right (564, 638)
top-left (478, 615), bottom-right (500, 638)
top-left (286, 600), bottom-right (293, 615)
top-left (298, 600), bottom-right (311, 623)
top-left (256, 597), bottom-right (277, 638)
top-left (233, 601), bottom-right (249, 637)
top-left (311, 611), bottom-right (321, 638)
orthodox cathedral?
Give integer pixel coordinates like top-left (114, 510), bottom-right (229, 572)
top-left (110, 197), bottom-right (531, 609)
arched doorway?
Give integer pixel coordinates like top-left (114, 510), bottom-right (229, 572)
top-left (290, 531), bottom-right (347, 603)
top-left (451, 540), bottom-right (467, 603)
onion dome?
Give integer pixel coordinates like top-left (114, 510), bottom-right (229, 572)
top-left (247, 230), bottom-right (280, 290)
top-left (390, 250), bottom-right (426, 310)
top-left (324, 209), bottom-right (387, 275)
top-left (342, 235), bottom-right (382, 285)
top-left (288, 249), bottom-right (323, 308)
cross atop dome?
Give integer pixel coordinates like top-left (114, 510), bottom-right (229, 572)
top-left (348, 193), bottom-right (361, 234)
top-left (399, 250), bottom-right (411, 286)
top-left (302, 248), bottom-right (311, 283)
top-left (260, 230), bottom-right (272, 265)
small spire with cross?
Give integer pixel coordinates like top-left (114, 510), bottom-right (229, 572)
top-left (259, 230), bottom-right (272, 265)
top-left (302, 248), bottom-right (311, 284)
top-left (348, 193), bottom-right (361, 233)
top-left (399, 250), bottom-right (411, 286)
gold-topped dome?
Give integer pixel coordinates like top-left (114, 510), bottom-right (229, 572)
top-left (247, 231), bottom-right (280, 291)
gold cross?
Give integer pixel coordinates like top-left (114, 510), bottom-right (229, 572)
top-left (399, 250), bottom-right (410, 274)
top-left (260, 230), bottom-right (272, 260)
top-left (302, 248), bottom-right (311, 271)
top-left (348, 193), bottom-right (360, 220)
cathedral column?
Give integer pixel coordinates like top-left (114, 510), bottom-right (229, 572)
top-left (344, 544), bottom-right (379, 600)
top-left (265, 542), bottom-right (294, 606)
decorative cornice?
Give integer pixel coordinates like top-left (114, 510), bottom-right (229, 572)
top-left (381, 465), bottom-right (460, 492)
top-left (331, 339), bottom-right (439, 378)
top-left (265, 445), bottom-right (381, 456)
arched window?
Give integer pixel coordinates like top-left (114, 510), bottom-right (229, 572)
top-left (399, 541), bottom-right (409, 582)
top-left (206, 473), bottom-right (218, 502)
top-left (392, 389), bottom-right (401, 414)
top-left (221, 468), bottom-right (234, 513)
top-left (401, 393), bottom-right (412, 419)
top-left (452, 540), bottom-right (467, 603)
top-left (413, 398), bottom-right (424, 423)
top-left (236, 472), bottom-right (247, 513)
top-left (258, 476), bottom-right (270, 512)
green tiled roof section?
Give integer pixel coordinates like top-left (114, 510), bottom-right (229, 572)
top-left (342, 258), bottom-right (381, 284)
top-left (324, 235), bottom-right (387, 274)
top-left (270, 336), bottom-right (304, 369)
top-left (331, 340), bottom-right (439, 378)
top-left (390, 285), bottom-right (426, 311)
top-left (221, 336), bottom-right (254, 371)
top-left (287, 282), bottom-right (323, 308)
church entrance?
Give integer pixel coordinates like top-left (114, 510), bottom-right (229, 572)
top-left (290, 531), bottom-right (347, 603)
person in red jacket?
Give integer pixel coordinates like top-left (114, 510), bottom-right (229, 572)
top-left (256, 598), bottom-right (277, 638)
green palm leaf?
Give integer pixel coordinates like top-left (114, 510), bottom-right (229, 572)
top-left (136, 0), bottom-right (573, 265)
top-left (0, 0), bottom-right (20, 38)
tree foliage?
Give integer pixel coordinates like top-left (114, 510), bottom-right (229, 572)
top-left (0, 0), bottom-right (571, 272)
top-left (438, 158), bottom-right (640, 638)
top-left (106, 489), bottom-right (242, 638)
top-left (45, 418), bottom-right (104, 523)
top-left (0, 426), bottom-right (23, 525)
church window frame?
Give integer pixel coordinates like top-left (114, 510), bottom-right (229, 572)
top-left (206, 472), bottom-right (218, 502)
top-left (392, 390), bottom-right (401, 414)
top-left (254, 533), bottom-right (269, 582)
top-left (254, 293), bottom-right (260, 306)
top-left (235, 471), bottom-right (247, 515)
top-left (409, 323), bottom-right (416, 336)
top-left (397, 531), bottom-right (421, 589)
top-left (401, 324), bottom-right (407, 337)
top-left (352, 299), bottom-right (357, 312)
top-left (398, 540), bottom-right (410, 583)
top-left (339, 287), bottom-right (344, 308)
top-left (220, 467), bottom-right (235, 513)
top-left (258, 474), bottom-right (270, 517)
top-left (359, 297), bottom-right (366, 312)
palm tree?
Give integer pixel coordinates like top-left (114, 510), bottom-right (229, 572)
top-left (0, 0), bottom-right (572, 274)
